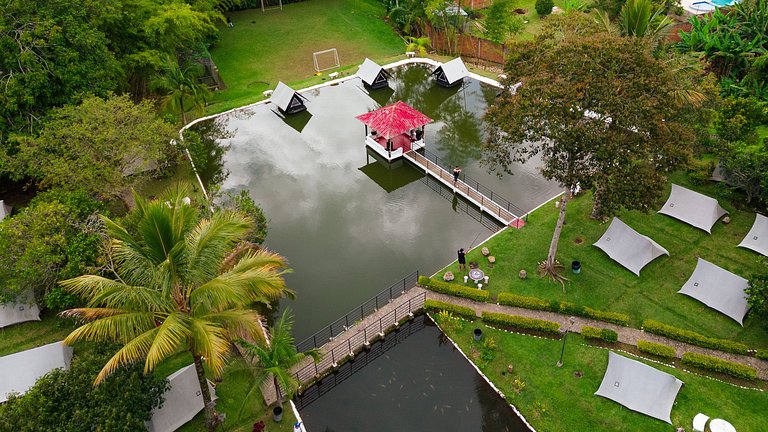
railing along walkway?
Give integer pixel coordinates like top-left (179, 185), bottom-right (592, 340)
top-left (404, 150), bottom-right (525, 228)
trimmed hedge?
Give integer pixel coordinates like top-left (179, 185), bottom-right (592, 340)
top-left (424, 300), bottom-right (477, 320)
top-left (637, 340), bottom-right (676, 359)
top-left (642, 320), bottom-right (749, 355)
top-left (581, 326), bottom-right (618, 343)
top-left (497, 293), bottom-right (630, 326)
top-left (757, 350), bottom-right (768, 361)
top-left (481, 311), bottom-right (561, 335)
top-left (681, 352), bottom-right (757, 380)
top-left (419, 276), bottom-right (490, 302)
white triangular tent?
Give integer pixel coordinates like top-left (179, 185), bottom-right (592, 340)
top-left (0, 291), bottom-right (40, 329)
top-left (678, 258), bottom-right (750, 325)
top-left (0, 341), bottom-right (73, 403)
top-left (739, 213), bottom-right (768, 257)
top-left (0, 200), bottom-right (11, 221)
top-left (595, 352), bottom-right (683, 423)
top-left (593, 218), bottom-right (669, 276)
top-left (270, 82), bottom-right (307, 115)
top-left (431, 57), bottom-right (468, 87)
top-left (145, 364), bottom-right (217, 432)
top-left (357, 58), bottom-right (390, 89)
top-left (658, 184), bottom-right (728, 233)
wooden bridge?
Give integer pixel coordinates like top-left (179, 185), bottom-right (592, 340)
top-left (403, 150), bottom-right (525, 228)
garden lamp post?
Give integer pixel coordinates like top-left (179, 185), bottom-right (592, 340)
top-left (557, 316), bottom-right (577, 368)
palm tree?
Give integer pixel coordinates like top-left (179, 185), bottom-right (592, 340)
top-left (406, 36), bottom-right (432, 57)
top-left (59, 183), bottom-right (293, 432)
top-left (595, 0), bottom-right (673, 41)
top-left (152, 58), bottom-right (211, 125)
top-left (237, 308), bottom-right (319, 408)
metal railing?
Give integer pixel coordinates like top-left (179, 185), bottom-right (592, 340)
top-left (420, 175), bottom-right (503, 233)
top-left (419, 148), bottom-right (526, 219)
top-left (295, 271), bottom-right (420, 353)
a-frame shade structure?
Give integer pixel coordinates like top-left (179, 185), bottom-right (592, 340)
top-left (678, 258), bottom-right (750, 325)
top-left (431, 57), bottom-right (469, 87)
top-left (595, 352), bottom-right (683, 424)
top-left (739, 213), bottom-right (768, 257)
top-left (0, 200), bottom-right (10, 221)
top-left (0, 292), bottom-right (40, 329)
top-left (658, 184), bottom-right (728, 233)
top-left (593, 218), bottom-right (669, 276)
top-left (357, 58), bottom-right (391, 89)
top-left (0, 341), bottom-right (73, 403)
top-left (355, 101), bottom-right (433, 140)
top-left (270, 81), bottom-right (308, 115)
top-left (145, 365), bottom-right (217, 432)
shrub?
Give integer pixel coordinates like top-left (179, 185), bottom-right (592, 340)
top-left (583, 308), bottom-right (630, 327)
top-left (535, 0), bottom-right (554, 15)
top-left (581, 326), bottom-right (618, 343)
top-left (642, 320), bottom-right (749, 354)
top-left (419, 277), bottom-right (490, 302)
top-left (681, 352), bottom-right (757, 380)
top-left (497, 293), bottom-right (550, 311)
top-left (481, 312), bottom-right (561, 335)
top-left (496, 293), bottom-right (630, 326)
top-left (637, 340), bottom-right (676, 359)
top-left (424, 300), bottom-right (477, 320)
top-left (757, 349), bottom-right (768, 361)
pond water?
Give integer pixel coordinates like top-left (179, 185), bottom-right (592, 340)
top-left (295, 315), bottom-right (530, 432)
top-left (192, 65), bottom-right (560, 339)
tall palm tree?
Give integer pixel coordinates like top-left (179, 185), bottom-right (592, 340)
top-left (59, 183), bottom-right (293, 432)
top-left (152, 58), bottom-right (211, 125)
top-left (237, 308), bottom-right (319, 408)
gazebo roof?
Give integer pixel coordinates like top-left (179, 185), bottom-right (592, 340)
top-left (355, 101), bottom-right (433, 139)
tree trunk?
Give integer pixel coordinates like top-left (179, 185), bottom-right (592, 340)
top-left (545, 187), bottom-right (571, 272)
top-left (193, 355), bottom-right (222, 432)
top-left (180, 98), bottom-right (187, 126)
top-left (273, 375), bottom-right (284, 406)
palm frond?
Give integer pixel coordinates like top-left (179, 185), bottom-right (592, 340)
top-left (95, 327), bottom-right (161, 384)
top-left (198, 309), bottom-right (263, 343)
top-left (145, 312), bottom-right (192, 372)
top-left (186, 211), bottom-right (253, 283)
top-left (62, 311), bottom-right (158, 344)
top-left (189, 318), bottom-right (231, 377)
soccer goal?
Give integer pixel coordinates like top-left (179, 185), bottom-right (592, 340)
top-left (261, 0), bottom-right (282, 12)
top-left (313, 48), bottom-right (340, 72)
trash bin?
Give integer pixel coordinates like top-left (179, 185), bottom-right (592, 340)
top-left (273, 406), bottom-right (283, 422)
top-left (571, 260), bottom-right (581, 274)
top-left (474, 328), bottom-right (483, 341)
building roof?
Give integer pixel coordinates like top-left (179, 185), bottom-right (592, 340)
top-left (357, 58), bottom-right (385, 86)
top-left (0, 341), bottom-right (73, 403)
top-left (355, 101), bottom-right (433, 139)
top-left (0, 291), bottom-right (40, 329)
top-left (145, 364), bottom-right (217, 432)
top-left (271, 81), bottom-right (301, 111)
top-left (595, 352), bottom-right (684, 423)
top-left (678, 258), bottom-right (750, 325)
top-left (436, 58), bottom-right (469, 85)
top-left (739, 213), bottom-right (768, 257)
top-left (658, 184), bottom-right (728, 233)
top-left (593, 217), bottom-right (669, 276)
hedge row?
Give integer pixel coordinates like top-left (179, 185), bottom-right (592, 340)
top-left (637, 340), bottom-right (676, 359)
top-left (757, 350), bottom-right (768, 361)
top-left (424, 300), bottom-right (477, 320)
top-left (481, 311), bottom-right (561, 335)
top-left (681, 352), bottom-right (757, 381)
top-left (642, 320), bottom-right (749, 355)
top-left (419, 276), bottom-right (490, 302)
top-left (581, 326), bottom-right (618, 343)
top-left (496, 293), bottom-right (630, 326)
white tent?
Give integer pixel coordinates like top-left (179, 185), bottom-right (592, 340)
top-left (595, 352), bottom-right (684, 423)
top-left (145, 364), bottom-right (217, 432)
top-left (0, 292), bottom-right (40, 328)
top-left (432, 58), bottom-right (468, 87)
top-left (0, 200), bottom-right (11, 221)
top-left (357, 58), bottom-right (390, 89)
top-left (658, 184), bottom-right (728, 233)
top-left (0, 341), bottom-right (73, 403)
top-left (739, 213), bottom-right (768, 257)
top-left (678, 258), bottom-right (750, 325)
top-left (593, 218), bottom-right (669, 276)
top-left (270, 81), bottom-right (307, 114)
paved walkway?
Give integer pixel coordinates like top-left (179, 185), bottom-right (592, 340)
top-left (425, 289), bottom-right (768, 381)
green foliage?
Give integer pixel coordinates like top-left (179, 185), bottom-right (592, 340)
top-left (535, 0), bottom-right (554, 16)
top-left (642, 320), bottom-right (750, 354)
top-left (152, 58), bottom-right (212, 125)
top-left (615, 0), bottom-right (673, 39)
top-left (215, 190), bottom-right (268, 246)
top-left (481, 311), bottom-right (561, 335)
top-left (480, 336), bottom-right (497, 362)
top-left (419, 276), bottom-right (491, 302)
top-left (390, 0), bottom-right (428, 36)
top-left (497, 293), bottom-right (551, 311)
top-left (756, 349), bottom-right (768, 360)
top-left (405, 36), bottom-right (432, 57)
top-left (483, 0), bottom-right (523, 44)
top-left (595, 0), bottom-right (627, 18)
top-left (637, 340), bottom-right (676, 359)
top-left (0, 346), bottom-right (167, 431)
top-left (496, 293), bottom-right (630, 326)
top-left (746, 264), bottom-right (768, 319)
top-left (580, 326), bottom-right (618, 342)
top-left (681, 352), bottom-right (757, 380)
top-left (582, 308), bottom-right (630, 327)
top-left (424, 299), bottom-right (477, 320)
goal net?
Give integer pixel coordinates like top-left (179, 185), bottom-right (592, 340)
top-left (261, 0), bottom-right (282, 12)
top-left (313, 48), bottom-right (340, 72)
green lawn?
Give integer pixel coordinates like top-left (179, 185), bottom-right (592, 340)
top-left (438, 316), bottom-right (766, 432)
top-left (207, 0), bottom-right (405, 114)
top-left (0, 312), bottom-right (77, 357)
top-left (439, 173), bottom-right (768, 348)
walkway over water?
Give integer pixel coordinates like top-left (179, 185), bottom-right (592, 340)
top-left (404, 150), bottom-right (526, 228)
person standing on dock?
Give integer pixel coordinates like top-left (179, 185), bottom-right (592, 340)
top-left (453, 166), bottom-right (461, 185)
top-left (458, 248), bottom-right (466, 270)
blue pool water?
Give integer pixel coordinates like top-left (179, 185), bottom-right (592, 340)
top-left (709, 0), bottom-right (738, 6)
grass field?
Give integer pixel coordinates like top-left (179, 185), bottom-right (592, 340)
top-left (207, 0), bottom-right (405, 113)
top-left (439, 172), bottom-right (768, 349)
top-left (438, 316), bottom-right (766, 432)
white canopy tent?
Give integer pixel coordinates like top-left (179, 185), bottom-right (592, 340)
top-left (739, 213), bottom-right (768, 257)
top-left (593, 218), bottom-right (669, 276)
top-left (678, 258), bottom-right (750, 325)
top-left (0, 200), bottom-right (11, 221)
top-left (0, 291), bottom-right (40, 329)
top-left (431, 57), bottom-right (468, 87)
top-left (145, 364), bottom-right (217, 432)
top-left (658, 184), bottom-right (728, 233)
top-left (0, 341), bottom-right (73, 403)
top-left (595, 352), bottom-right (684, 423)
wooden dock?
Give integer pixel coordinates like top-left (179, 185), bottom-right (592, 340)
top-left (403, 150), bottom-right (525, 228)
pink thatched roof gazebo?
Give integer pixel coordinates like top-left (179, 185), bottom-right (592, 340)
top-left (355, 101), bottom-right (432, 139)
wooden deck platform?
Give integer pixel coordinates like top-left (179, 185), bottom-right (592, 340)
top-left (403, 150), bottom-right (525, 228)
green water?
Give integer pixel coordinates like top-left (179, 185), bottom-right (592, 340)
top-left (192, 65), bottom-right (560, 339)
